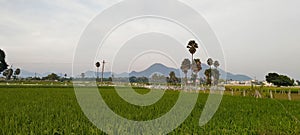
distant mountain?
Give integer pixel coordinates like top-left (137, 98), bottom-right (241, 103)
top-left (129, 63), bottom-right (181, 77)
top-left (17, 70), bottom-right (65, 78)
top-left (16, 63), bottom-right (252, 81)
top-left (115, 72), bottom-right (129, 77)
top-left (226, 73), bottom-right (252, 81)
top-left (76, 63), bottom-right (252, 81)
top-left (125, 63), bottom-right (252, 81)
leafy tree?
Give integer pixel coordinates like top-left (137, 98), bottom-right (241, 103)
top-left (0, 49), bottom-right (8, 73)
top-left (266, 73), bottom-right (294, 87)
top-left (150, 73), bottom-right (166, 84)
top-left (180, 59), bottom-right (191, 85)
top-left (43, 73), bottom-right (60, 80)
top-left (81, 73), bottom-right (85, 79)
top-left (168, 71), bottom-right (178, 85)
top-left (137, 77), bottom-right (149, 84)
top-left (296, 80), bottom-right (300, 86)
top-left (108, 77), bottom-right (112, 82)
top-left (266, 73), bottom-right (279, 83)
top-left (129, 76), bottom-right (137, 84)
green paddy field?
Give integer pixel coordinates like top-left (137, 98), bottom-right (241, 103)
top-left (0, 85), bottom-right (300, 134)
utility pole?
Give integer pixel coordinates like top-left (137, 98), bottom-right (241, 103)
top-left (101, 60), bottom-right (106, 83)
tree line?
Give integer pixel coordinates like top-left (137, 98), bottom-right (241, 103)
top-left (1, 46), bottom-right (299, 87)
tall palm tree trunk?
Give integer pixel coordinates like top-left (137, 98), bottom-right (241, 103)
top-left (210, 66), bottom-right (212, 86)
top-left (191, 54), bottom-right (194, 86)
top-left (97, 67), bottom-right (99, 81)
top-left (194, 74), bottom-right (198, 87)
top-left (101, 66), bottom-right (104, 83)
top-left (184, 73), bottom-right (186, 83)
top-left (185, 73), bottom-right (188, 89)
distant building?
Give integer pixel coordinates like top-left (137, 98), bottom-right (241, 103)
top-left (0, 77), bottom-right (5, 81)
top-left (263, 81), bottom-right (274, 86)
top-left (225, 80), bottom-right (264, 86)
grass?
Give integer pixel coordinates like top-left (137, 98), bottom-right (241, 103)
top-left (0, 86), bottom-right (300, 134)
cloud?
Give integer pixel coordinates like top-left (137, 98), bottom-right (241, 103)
top-left (0, 0), bottom-right (299, 80)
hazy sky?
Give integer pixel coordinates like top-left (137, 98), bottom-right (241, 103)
top-left (0, 0), bottom-right (299, 80)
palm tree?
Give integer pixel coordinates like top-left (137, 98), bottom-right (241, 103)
top-left (14, 68), bottom-right (21, 80)
top-left (192, 59), bottom-right (202, 86)
top-left (207, 58), bottom-right (213, 68)
top-left (214, 61), bottom-right (220, 68)
top-left (2, 70), bottom-right (8, 77)
top-left (180, 59), bottom-right (191, 85)
top-left (95, 62), bottom-right (100, 80)
top-left (101, 60), bottom-right (107, 83)
top-left (14, 68), bottom-right (21, 75)
top-left (206, 58), bottom-right (214, 85)
top-left (187, 40), bottom-right (199, 87)
top-left (4, 68), bottom-right (13, 80)
top-left (186, 40), bottom-right (198, 62)
top-left (204, 69), bottom-right (212, 85)
top-left (213, 61), bottom-right (220, 85)
top-left (193, 59), bottom-right (202, 73)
